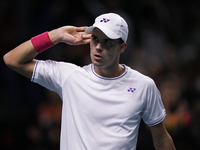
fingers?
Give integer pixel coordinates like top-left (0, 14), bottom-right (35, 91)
top-left (61, 26), bottom-right (91, 45)
top-left (76, 26), bottom-right (88, 32)
top-left (83, 38), bottom-right (91, 44)
top-left (82, 33), bottom-right (91, 39)
top-left (81, 32), bottom-right (91, 44)
top-left (76, 39), bottom-right (91, 45)
top-left (74, 26), bottom-right (92, 38)
top-left (75, 33), bottom-right (91, 45)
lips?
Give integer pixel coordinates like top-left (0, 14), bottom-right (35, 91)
top-left (94, 54), bottom-right (102, 60)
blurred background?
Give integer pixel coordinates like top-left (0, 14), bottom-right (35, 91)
top-left (0, 0), bottom-right (200, 149)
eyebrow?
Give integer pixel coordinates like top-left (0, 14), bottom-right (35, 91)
top-left (91, 35), bottom-right (97, 38)
top-left (92, 34), bottom-right (114, 41)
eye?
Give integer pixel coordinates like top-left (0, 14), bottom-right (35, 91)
top-left (104, 39), bottom-right (113, 45)
top-left (92, 35), bottom-right (98, 42)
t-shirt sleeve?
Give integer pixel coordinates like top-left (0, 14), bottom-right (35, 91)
top-left (141, 79), bottom-right (166, 126)
top-left (31, 60), bottom-right (79, 99)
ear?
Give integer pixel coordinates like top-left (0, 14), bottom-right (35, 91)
top-left (120, 42), bottom-right (127, 54)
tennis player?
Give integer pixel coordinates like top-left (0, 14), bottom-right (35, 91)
top-left (3, 13), bottom-right (175, 150)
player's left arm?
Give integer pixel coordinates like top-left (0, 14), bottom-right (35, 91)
top-left (149, 121), bottom-right (176, 150)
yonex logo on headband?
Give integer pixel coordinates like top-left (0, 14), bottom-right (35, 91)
top-left (100, 18), bottom-right (110, 23)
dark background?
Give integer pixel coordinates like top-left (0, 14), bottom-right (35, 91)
top-left (1, 0), bottom-right (200, 149)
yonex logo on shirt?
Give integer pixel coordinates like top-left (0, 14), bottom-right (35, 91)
top-left (100, 18), bottom-right (110, 23)
top-left (128, 88), bottom-right (136, 93)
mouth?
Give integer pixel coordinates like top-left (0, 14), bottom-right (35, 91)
top-left (94, 54), bottom-right (102, 60)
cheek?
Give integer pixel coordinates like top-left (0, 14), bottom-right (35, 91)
top-left (90, 42), bottom-right (93, 48)
top-left (105, 51), bottom-right (118, 60)
top-left (90, 43), bottom-right (95, 52)
top-left (107, 47), bottom-right (120, 56)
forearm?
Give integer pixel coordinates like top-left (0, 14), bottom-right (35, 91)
top-left (3, 29), bottom-right (61, 66)
top-left (3, 26), bottom-right (90, 78)
top-left (150, 122), bottom-right (176, 150)
top-left (153, 133), bottom-right (176, 150)
top-left (3, 40), bottom-right (38, 78)
top-left (3, 31), bottom-right (57, 78)
top-left (4, 40), bottom-right (37, 65)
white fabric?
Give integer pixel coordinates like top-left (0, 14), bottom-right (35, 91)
top-left (85, 13), bottom-right (128, 42)
top-left (32, 60), bottom-right (166, 150)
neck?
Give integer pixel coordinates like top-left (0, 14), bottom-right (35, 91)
top-left (93, 64), bottom-right (125, 78)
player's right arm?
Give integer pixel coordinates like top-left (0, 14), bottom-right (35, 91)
top-left (3, 26), bottom-right (91, 79)
top-left (3, 40), bottom-right (38, 79)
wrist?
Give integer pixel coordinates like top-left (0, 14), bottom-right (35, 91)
top-left (31, 32), bottom-right (54, 53)
top-left (48, 28), bottom-right (62, 45)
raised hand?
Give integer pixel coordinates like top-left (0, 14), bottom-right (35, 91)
top-left (49, 26), bottom-right (91, 45)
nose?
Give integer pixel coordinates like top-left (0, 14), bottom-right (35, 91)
top-left (96, 42), bottom-right (101, 49)
top-left (96, 43), bottom-right (102, 52)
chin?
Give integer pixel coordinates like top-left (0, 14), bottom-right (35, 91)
top-left (93, 62), bottom-right (101, 67)
top-left (92, 61), bottom-right (103, 67)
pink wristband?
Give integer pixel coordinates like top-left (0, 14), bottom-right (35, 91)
top-left (31, 32), bottom-right (54, 53)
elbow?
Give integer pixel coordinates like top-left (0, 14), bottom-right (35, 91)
top-left (3, 53), bottom-right (10, 66)
top-left (3, 52), bottom-right (16, 70)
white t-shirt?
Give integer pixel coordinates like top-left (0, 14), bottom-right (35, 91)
top-left (32, 60), bottom-right (166, 150)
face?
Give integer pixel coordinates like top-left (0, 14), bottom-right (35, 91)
top-left (90, 28), bottom-right (125, 69)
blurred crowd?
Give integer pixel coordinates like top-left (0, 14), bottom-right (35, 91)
top-left (1, 0), bottom-right (200, 149)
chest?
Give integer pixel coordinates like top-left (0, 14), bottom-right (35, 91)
top-left (63, 75), bottom-right (146, 123)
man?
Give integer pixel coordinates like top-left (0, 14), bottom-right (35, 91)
top-left (3, 13), bottom-right (175, 150)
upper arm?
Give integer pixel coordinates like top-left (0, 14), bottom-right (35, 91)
top-left (149, 121), bottom-right (168, 140)
top-left (3, 40), bottom-right (38, 79)
top-left (149, 121), bottom-right (176, 150)
top-left (12, 59), bottom-right (37, 79)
